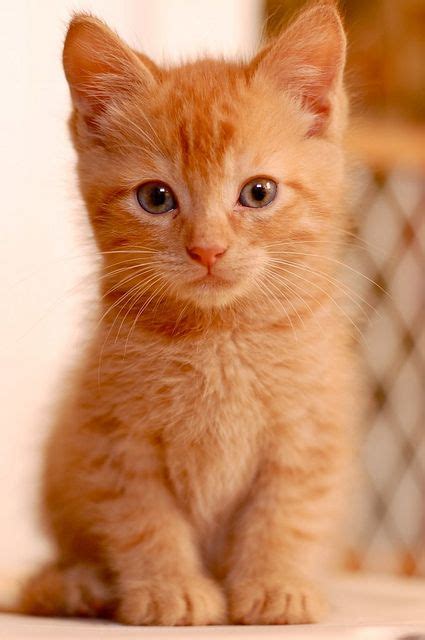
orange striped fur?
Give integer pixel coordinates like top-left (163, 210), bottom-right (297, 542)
top-left (18, 3), bottom-right (358, 625)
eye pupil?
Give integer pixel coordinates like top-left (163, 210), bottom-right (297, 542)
top-left (151, 186), bottom-right (166, 206)
top-left (252, 184), bottom-right (267, 201)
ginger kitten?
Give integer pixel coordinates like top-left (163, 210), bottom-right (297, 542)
top-left (19, 2), bottom-right (356, 626)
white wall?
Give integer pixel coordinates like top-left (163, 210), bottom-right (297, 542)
top-left (0, 0), bottom-right (262, 576)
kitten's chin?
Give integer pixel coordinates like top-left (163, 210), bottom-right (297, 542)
top-left (177, 274), bottom-right (247, 309)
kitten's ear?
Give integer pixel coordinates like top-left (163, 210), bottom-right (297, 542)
top-left (252, 2), bottom-right (346, 136)
top-left (63, 14), bottom-right (156, 122)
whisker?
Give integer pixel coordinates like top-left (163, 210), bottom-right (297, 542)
top-left (124, 278), bottom-right (169, 353)
top-left (101, 264), bottom-right (162, 299)
top-left (264, 267), bottom-right (330, 338)
top-left (97, 279), bottom-right (153, 384)
top-left (173, 297), bottom-right (192, 334)
top-left (258, 275), bottom-right (297, 340)
top-left (270, 263), bottom-right (364, 337)
top-left (4, 247), bottom-right (161, 291)
top-left (151, 281), bottom-right (171, 320)
top-left (264, 269), bottom-right (306, 330)
top-left (96, 275), bottom-right (154, 332)
top-left (267, 258), bottom-right (375, 318)
top-left (267, 251), bottom-right (388, 296)
top-left (262, 228), bottom-right (386, 256)
top-left (115, 272), bottom-right (165, 346)
top-left (95, 261), bottom-right (162, 285)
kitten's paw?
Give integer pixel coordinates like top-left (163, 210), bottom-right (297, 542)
top-left (117, 574), bottom-right (226, 626)
top-left (18, 562), bottom-right (114, 618)
top-left (228, 573), bottom-right (327, 625)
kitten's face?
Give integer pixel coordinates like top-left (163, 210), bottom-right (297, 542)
top-left (64, 7), bottom-right (347, 315)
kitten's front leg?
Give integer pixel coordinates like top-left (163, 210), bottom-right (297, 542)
top-left (226, 426), bottom-right (346, 625)
top-left (99, 433), bottom-right (225, 626)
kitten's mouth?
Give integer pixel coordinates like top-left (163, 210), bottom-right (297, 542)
top-left (191, 273), bottom-right (232, 288)
top-left (181, 270), bottom-right (247, 307)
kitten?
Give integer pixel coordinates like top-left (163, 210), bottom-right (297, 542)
top-left (18, 2), bottom-right (356, 626)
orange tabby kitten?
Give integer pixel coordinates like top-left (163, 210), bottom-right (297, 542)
top-left (19, 2), bottom-right (356, 626)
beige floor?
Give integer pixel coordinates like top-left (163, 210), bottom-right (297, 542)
top-left (1, 573), bottom-right (425, 639)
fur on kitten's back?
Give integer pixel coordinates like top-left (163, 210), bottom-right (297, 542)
top-left (18, 2), bottom-right (357, 625)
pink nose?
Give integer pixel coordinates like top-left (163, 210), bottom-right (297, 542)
top-left (186, 245), bottom-right (227, 269)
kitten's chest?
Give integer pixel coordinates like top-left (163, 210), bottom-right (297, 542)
top-left (104, 326), bottom-right (297, 540)
top-left (125, 330), bottom-right (279, 528)
top-left (119, 328), bottom-right (279, 432)
top-left (165, 423), bottom-right (257, 541)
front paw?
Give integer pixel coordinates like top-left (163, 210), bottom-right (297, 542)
top-left (117, 574), bottom-right (226, 626)
top-left (228, 573), bottom-right (327, 625)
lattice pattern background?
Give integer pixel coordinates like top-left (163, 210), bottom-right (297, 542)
top-left (346, 162), bottom-right (425, 576)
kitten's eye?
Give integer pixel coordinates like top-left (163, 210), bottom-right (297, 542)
top-left (136, 181), bottom-right (177, 214)
top-left (238, 177), bottom-right (277, 208)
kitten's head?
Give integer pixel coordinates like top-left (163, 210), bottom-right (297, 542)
top-left (63, 3), bottom-right (347, 319)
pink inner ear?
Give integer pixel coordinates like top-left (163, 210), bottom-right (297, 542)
top-left (307, 117), bottom-right (328, 138)
top-left (253, 4), bottom-right (346, 136)
top-left (63, 16), bottom-right (155, 125)
top-left (304, 94), bottom-right (332, 137)
top-left (284, 35), bottom-right (344, 135)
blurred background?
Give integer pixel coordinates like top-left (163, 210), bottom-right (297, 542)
top-left (267, 0), bottom-right (425, 577)
top-left (0, 0), bottom-right (424, 582)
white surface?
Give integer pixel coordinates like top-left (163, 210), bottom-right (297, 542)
top-left (0, 0), bottom-right (261, 576)
top-left (2, 619), bottom-right (425, 640)
top-left (1, 574), bottom-right (425, 639)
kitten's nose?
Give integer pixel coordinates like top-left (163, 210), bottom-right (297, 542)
top-left (186, 245), bottom-right (227, 269)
